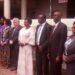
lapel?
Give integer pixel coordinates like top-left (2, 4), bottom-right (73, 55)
top-left (35, 25), bottom-right (40, 36)
top-left (53, 23), bottom-right (61, 34)
top-left (67, 39), bottom-right (75, 50)
top-left (35, 25), bottom-right (40, 44)
top-left (35, 23), bottom-right (46, 45)
top-left (50, 22), bottom-right (61, 38)
top-left (40, 23), bottom-right (46, 38)
top-left (39, 23), bottom-right (47, 45)
top-left (12, 25), bottom-right (20, 36)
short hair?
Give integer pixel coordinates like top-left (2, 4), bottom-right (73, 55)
top-left (42, 14), bottom-right (46, 19)
top-left (38, 14), bottom-right (46, 19)
top-left (52, 10), bottom-right (61, 13)
top-left (51, 9), bottom-right (62, 17)
top-left (0, 16), bottom-right (6, 20)
top-left (4, 19), bottom-right (11, 26)
top-left (25, 17), bottom-right (32, 24)
top-left (12, 17), bottom-right (19, 22)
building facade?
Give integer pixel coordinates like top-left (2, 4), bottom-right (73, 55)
top-left (0, 0), bottom-right (75, 19)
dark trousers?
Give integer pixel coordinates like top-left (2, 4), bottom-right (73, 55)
top-left (10, 44), bottom-right (19, 69)
top-left (36, 51), bottom-right (49, 75)
top-left (67, 63), bottom-right (75, 75)
top-left (50, 60), bottom-right (62, 75)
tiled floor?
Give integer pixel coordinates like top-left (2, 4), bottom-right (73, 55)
top-left (0, 64), bottom-right (67, 75)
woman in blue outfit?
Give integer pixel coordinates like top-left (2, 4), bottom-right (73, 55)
top-left (63, 21), bottom-right (75, 75)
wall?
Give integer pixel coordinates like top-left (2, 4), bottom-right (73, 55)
top-left (51, 0), bottom-right (68, 18)
top-left (11, 19), bottom-right (75, 36)
top-left (27, 0), bottom-right (68, 18)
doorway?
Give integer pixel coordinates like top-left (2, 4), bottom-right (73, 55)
top-left (67, 0), bottom-right (75, 18)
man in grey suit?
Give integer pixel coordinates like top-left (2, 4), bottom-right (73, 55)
top-left (35, 14), bottom-right (52, 75)
top-left (48, 10), bottom-right (67, 75)
top-left (9, 18), bottom-right (22, 70)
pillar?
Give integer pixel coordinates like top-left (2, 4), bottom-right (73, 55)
top-left (4, 0), bottom-right (10, 19)
top-left (21, 0), bottom-right (27, 19)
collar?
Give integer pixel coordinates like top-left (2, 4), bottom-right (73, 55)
top-left (54, 21), bottom-right (60, 27)
top-left (39, 22), bottom-right (46, 26)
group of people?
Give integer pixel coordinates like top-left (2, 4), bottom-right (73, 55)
top-left (0, 10), bottom-right (75, 75)
top-left (35, 10), bottom-right (67, 75)
top-left (0, 17), bottom-right (22, 71)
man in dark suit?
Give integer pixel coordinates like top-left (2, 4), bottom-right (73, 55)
top-left (35, 14), bottom-right (52, 75)
top-left (49, 10), bottom-right (67, 75)
top-left (9, 18), bottom-right (22, 70)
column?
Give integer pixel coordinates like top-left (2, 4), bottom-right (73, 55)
top-left (21, 0), bottom-right (27, 19)
top-left (49, 0), bottom-right (52, 18)
top-left (4, 0), bottom-right (10, 19)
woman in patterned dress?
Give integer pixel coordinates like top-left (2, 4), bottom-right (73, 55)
top-left (1, 19), bottom-right (11, 67)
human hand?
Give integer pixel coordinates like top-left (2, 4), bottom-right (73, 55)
top-left (19, 42), bottom-right (25, 47)
top-left (0, 41), bottom-right (4, 46)
top-left (63, 54), bottom-right (68, 62)
top-left (55, 56), bottom-right (61, 63)
top-left (9, 40), bottom-right (13, 44)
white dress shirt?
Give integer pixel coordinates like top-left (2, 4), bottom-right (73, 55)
top-left (53, 21), bottom-right (60, 33)
top-left (36, 22), bottom-right (46, 45)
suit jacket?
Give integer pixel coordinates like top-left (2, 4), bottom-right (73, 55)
top-left (66, 39), bottom-right (75, 62)
top-left (49, 22), bottom-right (67, 59)
top-left (35, 22), bottom-right (52, 54)
top-left (10, 25), bottom-right (22, 44)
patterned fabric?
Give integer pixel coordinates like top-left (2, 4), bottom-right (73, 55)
top-left (0, 25), bottom-right (6, 63)
top-left (0, 25), bottom-right (5, 41)
top-left (1, 26), bottom-right (11, 65)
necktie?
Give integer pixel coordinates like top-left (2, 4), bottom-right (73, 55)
top-left (52, 25), bottom-right (55, 33)
top-left (12, 28), bottom-right (16, 37)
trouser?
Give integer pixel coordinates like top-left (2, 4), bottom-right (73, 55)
top-left (10, 44), bottom-right (19, 69)
top-left (50, 60), bottom-right (62, 75)
top-left (36, 51), bottom-right (49, 75)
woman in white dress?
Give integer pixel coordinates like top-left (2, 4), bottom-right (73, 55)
top-left (17, 18), bottom-right (35, 75)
